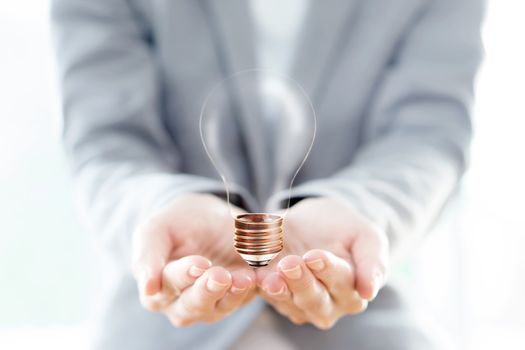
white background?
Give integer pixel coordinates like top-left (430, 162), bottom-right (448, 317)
top-left (0, 1), bottom-right (524, 349)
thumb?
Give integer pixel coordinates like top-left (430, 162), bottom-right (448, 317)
top-left (132, 219), bottom-right (174, 296)
top-left (351, 226), bottom-right (389, 301)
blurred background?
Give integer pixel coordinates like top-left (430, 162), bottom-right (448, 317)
top-left (0, 1), bottom-right (523, 349)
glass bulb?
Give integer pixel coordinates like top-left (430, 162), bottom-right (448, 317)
top-left (199, 70), bottom-right (316, 267)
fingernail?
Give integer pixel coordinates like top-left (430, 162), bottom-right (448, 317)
top-left (370, 271), bottom-right (383, 300)
top-left (188, 265), bottom-right (206, 278)
top-left (231, 285), bottom-right (247, 294)
top-left (207, 278), bottom-right (228, 292)
top-left (266, 285), bottom-right (285, 296)
top-left (305, 258), bottom-right (325, 271)
top-left (280, 265), bottom-right (302, 280)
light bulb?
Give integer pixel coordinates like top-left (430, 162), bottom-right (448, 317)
top-left (199, 70), bottom-right (316, 267)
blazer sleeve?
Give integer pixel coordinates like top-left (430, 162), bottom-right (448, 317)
top-left (51, 0), bottom-right (224, 267)
top-left (278, 0), bottom-right (485, 248)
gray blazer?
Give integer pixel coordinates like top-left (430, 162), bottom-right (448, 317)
top-left (51, 0), bottom-right (483, 349)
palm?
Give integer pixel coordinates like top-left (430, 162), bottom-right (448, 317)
top-left (162, 195), bottom-right (247, 270)
top-left (262, 198), bottom-right (356, 271)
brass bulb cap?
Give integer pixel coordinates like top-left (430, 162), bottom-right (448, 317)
top-left (234, 213), bottom-right (284, 267)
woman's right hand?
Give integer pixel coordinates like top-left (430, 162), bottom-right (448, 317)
top-left (131, 193), bottom-right (256, 327)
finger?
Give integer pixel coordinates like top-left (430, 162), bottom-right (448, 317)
top-left (162, 256), bottom-right (212, 298)
top-left (169, 266), bottom-right (231, 324)
top-left (260, 271), bottom-right (289, 300)
top-left (140, 255), bottom-right (211, 312)
top-left (351, 226), bottom-right (389, 300)
top-left (255, 265), bottom-right (273, 287)
top-left (259, 272), bottom-right (307, 325)
top-left (303, 249), bottom-right (367, 313)
top-left (303, 249), bottom-right (353, 299)
top-left (215, 269), bottom-right (256, 315)
top-left (131, 217), bottom-right (174, 296)
top-left (278, 255), bottom-right (333, 318)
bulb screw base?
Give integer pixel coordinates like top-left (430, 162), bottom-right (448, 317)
top-left (234, 213), bottom-right (283, 267)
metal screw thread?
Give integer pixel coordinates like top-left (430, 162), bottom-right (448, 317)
top-left (234, 213), bottom-right (284, 267)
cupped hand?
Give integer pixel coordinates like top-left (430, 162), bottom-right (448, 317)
top-left (131, 193), bottom-right (256, 327)
top-left (256, 197), bottom-right (389, 329)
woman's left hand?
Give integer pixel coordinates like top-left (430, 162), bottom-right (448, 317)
top-left (256, 197), bottom-right (389, 329)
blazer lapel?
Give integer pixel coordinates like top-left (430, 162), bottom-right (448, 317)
top-left (202, 0), bottom-right (256, 75)
top-left (290, 0), bottom-right (360, 105)
top-left (203, 0), bottom-right (359, 103)
top-left (201, 0), bottom-right (273, 207)
top-left (199, 0), bottom-right (359, 208)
